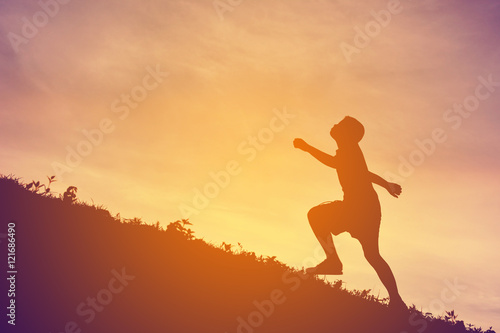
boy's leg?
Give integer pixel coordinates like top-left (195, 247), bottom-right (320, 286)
top-left (306, 203), bottom-right (343, 273)
top-left (360, 235), bottom-right (405, 306)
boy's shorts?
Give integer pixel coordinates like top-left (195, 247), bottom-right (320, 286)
top-left (309, 199), bottom-right (381, 242)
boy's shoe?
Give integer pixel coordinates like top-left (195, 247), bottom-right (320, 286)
top-left (306, 258), bottom-right (343, 275)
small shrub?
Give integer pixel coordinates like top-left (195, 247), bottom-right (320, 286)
top-left (63, 186), bottom-right (78, 204)
top-left (25, 175), bottom-right (56, 195)
top-left (166, 219), bottom-right (195, 240)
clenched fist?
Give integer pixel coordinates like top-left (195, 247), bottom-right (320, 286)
top-left (293, 138), bottom-right (309, 151)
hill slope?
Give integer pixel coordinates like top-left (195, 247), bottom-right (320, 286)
top-left (0, 176), bottom-right (494, 333)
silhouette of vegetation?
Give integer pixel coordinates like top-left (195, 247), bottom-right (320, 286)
top-left (24, 175), bottom-right (56, 195)
top-left (0, 174), bottom-right (495, 333)
top-left (63, 185), bottom-right (78, 204)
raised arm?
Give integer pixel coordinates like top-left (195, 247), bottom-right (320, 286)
top-left (293, 138), bottom-right (337, 168)
top-left (369, 171), bottom-right (402, 198)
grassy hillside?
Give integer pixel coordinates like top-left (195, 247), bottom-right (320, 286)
top-left (0, 175), bottom-right (495, 333)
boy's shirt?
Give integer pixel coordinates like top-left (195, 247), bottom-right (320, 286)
top-left (334, 144), bottom-right (378, 203)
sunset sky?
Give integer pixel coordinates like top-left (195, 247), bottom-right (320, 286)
top-left (1, 0), bottom-right (499, 329)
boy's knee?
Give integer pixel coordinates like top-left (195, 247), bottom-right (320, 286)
top-left (307, 206), bottom-right (321, 225)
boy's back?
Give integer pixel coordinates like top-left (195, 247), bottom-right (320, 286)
top-left (335, 144), bottom-right (377, 203)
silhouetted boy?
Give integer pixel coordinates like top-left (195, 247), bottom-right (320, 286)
top-left (293, 116), bottom-right (405, 307)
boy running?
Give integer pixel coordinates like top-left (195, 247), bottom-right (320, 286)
top-left (293, 116), bottom-right (405, 308)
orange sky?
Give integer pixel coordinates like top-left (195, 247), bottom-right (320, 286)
top-left (1, 0), bottom-right (500, 329)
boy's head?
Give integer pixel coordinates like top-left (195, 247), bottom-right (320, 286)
top-left (330, 116), bottom-right (365, 144)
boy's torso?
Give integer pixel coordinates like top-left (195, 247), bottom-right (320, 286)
top-left (335, 145), bottom-right (378, 203)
